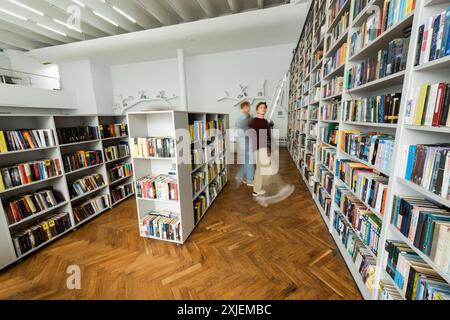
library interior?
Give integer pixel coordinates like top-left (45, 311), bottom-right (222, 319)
top-left (0, 0), bottom-right (449, 301)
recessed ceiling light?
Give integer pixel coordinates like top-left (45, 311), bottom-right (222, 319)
top-left (93, 11), bottom-right (118, 27)
top-left (54, 19), bottom-right (82, 33)
top-left (7, 0), bottom-right (44, 16)
top-left (72, 0), bottom-right (85, 7)
top-left (0, 7), bottom-right (27, 20)
top-left (112, 6), bottom-right (136, 23)
top-left (37, 23), bottom-right (67, 36)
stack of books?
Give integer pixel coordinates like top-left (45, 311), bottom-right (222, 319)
top-left (62, 150), bottom-right (103, 173)
top-left (0, 158), bottom-right (62, 192)
top-left (131, 137), bottom-right (175, 158)
top-left (140, 210), bottom-right (181, 242)
top-left (136, 174), bottom-right (179, 201)
top-left (0, 129), bottom-right (55, 153)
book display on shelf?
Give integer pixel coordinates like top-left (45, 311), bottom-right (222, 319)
top-left (99, 123), bottom-right (128, 139)
top-left (128, 111), bottom-right (229, 244)
top-left (0, 114), bottom-right (134, 271)
top-left (288, 0), bottom-right (450, 300)
top-left (108, 162), bottom-right (133, 184)
top-left (131, 137), bottom-right (176, 158)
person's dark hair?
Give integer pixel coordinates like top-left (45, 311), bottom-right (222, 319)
top-left (240, 101), bottom-right (250, 109)
top-left (256, 102), bottom-right (268, 111)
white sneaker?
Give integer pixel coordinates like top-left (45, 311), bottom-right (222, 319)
top-left (252, 190), bottom-right (266, 197)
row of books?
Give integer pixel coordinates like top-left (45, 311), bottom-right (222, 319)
top-left (319, 123), bottom-right (338, 146)
top-left (73, 195), bottom-right (110, 224)
top-left (401, 144), bottom-right (449, 200)
top-left (340, 131), bottom-right (395, 173)
top-left (391, 195), bottom-right (450, 272)
top-left (108, 162), bottom-right (133, 183)
top-left (315, 185), bottom-right (332, 218)
top-left (110, 182), bottom-right (135, 205)
top-left (136, 174), bottom-right (179, 201)
top-left (323, 42), bottom-right (347, 77)
top-left (194, 194), bottom-right (208, 225)
top-left (99, 123), bottom-right (127, 139)
top-left (328, 0), bottom-right (348, 28)
top-left (11, 212), bottom-right (72, 256)
top-left (384, 240), bottom-right (450, 299)
top-left (308, 122), bottom-right (318, 139)
top-left (104, 143), bottom-right (130, 162)
top-left (4, 188), bottom-right (62, 225)
top-left (404, 81), bottom-right (450, 127)
top-left (190, 121), bottom-right (204, 143)
top-left (131, 137), bottom-right (175, 158)
top-left (322, 76), bottom-right (344, 99)
top-left (317, 166), bottom-right (333, 195)
top-left (192, 148), bottom-right (204, 168)
top-left (140, 210), bottom-right (181, 242)
top-left (69, 174), bottom-right (105, 199)
top-left (309, 106), bottom-right (319, 120)
top-left (306, 139), bottom-right (316, 155)
top-left (320, 101), bottom-right (340, 122)
top-left (327, 10), bottom-right (349, 53)
top-left (333, 211), bottom-right (376, 292)
top-left (343, 93), bottom-right (401, 124)
top-left (209, 181), bottom-right (220, 203)
top-left (56, 126), bottom-right (99, 145)
top-left (192, 171), bottom-right (206, 198)
top-left (319, 145), bottom-right (336, 172)
top-left (346, 36), bottom-right (410, 90)
top-left (62, 150), bottom-right (103, 173)
top-left (378, 281), bottom-right (403, 300)
top-left (335, 186), bottom-right (382, 255)
top-left (0, 159), bottom-right (62, 192)
top-left (0, 129), bottom-right (55, 153)
top-left (414, 9), bottom-right (450, 67)
top-left (349, 0), bottom-right (415, 57)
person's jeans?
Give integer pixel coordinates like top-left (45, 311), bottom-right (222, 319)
top-left (236, 141), bottom-right (254, 183)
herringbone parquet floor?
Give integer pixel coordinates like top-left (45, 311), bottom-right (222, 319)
top-left (0, 149), bottom-right (362, 300)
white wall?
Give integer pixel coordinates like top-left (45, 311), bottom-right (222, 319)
top-left (110, 43), bottom-right (294, 137)
top-left (91, 62), bottom-right (115, 115)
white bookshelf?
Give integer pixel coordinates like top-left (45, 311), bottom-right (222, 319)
top-left (287, 0), bottom-right (450, 300)
top-left (127, 110), bottom-right (229, 245)
top-left (0, 114), bottom-right (134, 270)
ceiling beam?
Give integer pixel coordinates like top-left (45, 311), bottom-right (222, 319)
top-left (196, 0), bottom-right (216, 18)
top-left (257, 0), bottom-right (265, 9)
top-left (165, 0), bottom-right (197, 22)
top-left (105, 0), bottom-right (161, 29)
top-left (0, 20), bottom-right (63, 46)
top-left (0, 29), bottom-right (48, 50)
top-left (227, 0), bottom-right (239, 13)
top-left (137, 0), bottom-right (180, 26)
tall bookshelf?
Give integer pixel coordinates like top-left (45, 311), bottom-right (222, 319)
top-left (0, 114), bottom-right (134, 270)
top-left (288, 0), bottom-right (450, 299)
top-left (127, 110), bottom-right (229, 245)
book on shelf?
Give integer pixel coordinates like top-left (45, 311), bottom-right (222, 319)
top-left (319, 144), bottom-right (336, 171)
top-left (63, 150), bottom-right (103, 173)
top-left (320, 101), bottom-right (340, 121)
top-left (194, 194), bottom-right (208, 225)
top-left (400, 144), bottom-right (450, 200)
top-left (207, 163), bottom-right (218, 183)
top-left (384, 240), bottom-right (450, 299)
top-left (191, 148), bottom-right (205, 169)
top-left (378, 281), bottom-right (403, 300)
top-left (404, 81), bottom-right (450, 127)
top-left (332, 210), bottom-right (377, 292)
top-left (328, 10), bottom-right (349, 48)
top-left (99, 123), bottom-right (128, 139)
top-left (328, 0), bottom-right (349, 27)
top-left (340, 130), bottom-right (395, 173)
top-left (0, 158), bottom-right (62, 192)
top-left (414, 8), bottom-right (450, 66)
top-left (104, 142), bottom-right (130, 162)
top-left (324, 42), bottom-right (347, 76)
top-left (209, 180), bottom-right (220, 202)
top-left (308, 122), bottom-right (319, 139)
top-left (335, 185), bottom-right (382, 255)
top-left (315, 185), bottom-right (332, 217)
top-left (206, 120), bottom-right (218, 139)
top-left (131, 137), bottom-right (175, 158)
top-left (319, 123), bottom-right (339, 146)
top-left (192, 171), bottom-right (207, 197)
top-left (111, 182), bottom-right (135, 204)
top-left (0, 129), bottom-right (55, 153)
top-left (346, 34), bottom-right (410, 90)
top-left (322, 76), bottom-right (344, 98)
top-left (391, 195), bottom-right (450, 271)
top-left (343, 93), bottom-right (401, 124)
top-left (350, 0), bottom-right (415, 57)
top-left (11, 212), bottom-right (72, 256)
top-left (317, 166), bottom-right (334, 195)
top-left (69, 174), bottom-right (105, 199)
top-left (136, 174), bottom-right (178, 201)
top-left (108, 162), bottom-right (133, 183)
top-left (57, 126), bottom-right (99, 145)
top-left (73, 195), bottom-right (110, 223)
top-left (3, 188), bottom-right (64, 225)
top-left (140, 210), bottom-right (181, 242)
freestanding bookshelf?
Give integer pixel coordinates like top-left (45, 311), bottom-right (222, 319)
top-left (127, 110), bottom-right (229, 245)
top-left (288, 0), bottom-right (450, 300)
top-left (0, 114), bottom-right (134, 270)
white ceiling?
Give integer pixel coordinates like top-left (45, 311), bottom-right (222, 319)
top-left (29, 2), bottom-right (308, 65)
top-left (0, 0), bottom-right (294, 51)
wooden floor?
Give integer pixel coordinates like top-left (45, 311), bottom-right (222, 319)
top-left (0, 149), bottom-right (362, 300)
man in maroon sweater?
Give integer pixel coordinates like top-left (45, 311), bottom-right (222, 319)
top-left (249, 102), bottom-right (271, 197)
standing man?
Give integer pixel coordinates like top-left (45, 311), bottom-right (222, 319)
top-left (250, 102), bottom-right (271, 197)
top-left (235, 101), bottom-right (254, 187)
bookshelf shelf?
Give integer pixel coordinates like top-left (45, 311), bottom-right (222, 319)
top-left (70, 185), bottom-right (108, 203)
top-left (8, 201), bottom-right (69, 229)
top-left (324, 30), bottom-right (348, 58)
top-left (347, 71), bottom-right (406, 94)
top-left (0, 174), bottom-right (64, 196)
top-left (403, 125), bottom-right (450, 134)
top-left (59, 139), bottom-right (101, 148)
top-left (0, 145), bottom-right (57, 156)
top-left (328, 0), bottom-right (351, 30)
top-left (424, 0), bottom-right (448, 6)
top-left (65, 162), bottom-right (104, 176)
top-left (101, 135), bottom-right (129, 141)
top-left (398, 178), bottom-right (450, 208)
top-left (341, 121), bottom-right (398, 129)
top-left (413, 55), bottom-right (450, 72)
top-left (111, 192), bottom-right (135, 207)
top-left (311, 59), bottom-right (324, 73)
top-left (348, 12), bottom-right (415, 62)
top-left (141, 234), bottom-right (182, 245)
top-left (75, 207), bottom-right (110, 228)
top-left (109, 175), bottom-right (133, 186)
top-left (338, 149), bottom-right (390, 176)
top-left (322, 92), bottom-right (342, 101)
top-left (323, 63), bottom-right (345, 80)
top-left (105, 155), bottom-right (131, 164)
top-left (351, 0), bottom-right (381, 28)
